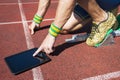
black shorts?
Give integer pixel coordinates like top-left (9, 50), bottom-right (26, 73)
top-left (74, 0), bottom-right (120, 20)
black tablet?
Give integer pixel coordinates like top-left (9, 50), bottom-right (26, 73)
top-left (4, 48), bottom-right (51, 75)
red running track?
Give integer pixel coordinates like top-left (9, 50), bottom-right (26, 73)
top-left (0, 0), bottom-right (120, 80)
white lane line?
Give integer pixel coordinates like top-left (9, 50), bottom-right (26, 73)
top-left (18, 0), bottom-right (44, 80)
top-left (0, 18), bottom-right (54, 25)
top-left (22, 1), bottom-right (58, 4)
top-left (0, 1), bottom-right (58, 5)
top-left (0, 21), bottom-right (22, 25)
top-left (83, 71), bottom-right (120, 80)
top-left (0, 3), bottom-right (18, 5)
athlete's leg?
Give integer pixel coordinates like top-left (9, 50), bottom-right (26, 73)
top-left (61, 4), bottom-right (91, 34)
top-left (77, 0), bottom-right (117, 46)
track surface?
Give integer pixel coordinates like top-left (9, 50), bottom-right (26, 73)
top-left (0, 0), bottom-right (120, 80)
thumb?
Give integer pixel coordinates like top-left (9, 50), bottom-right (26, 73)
top-left (31, 29), bottom-right (35, 35)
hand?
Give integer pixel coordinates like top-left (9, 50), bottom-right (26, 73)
top-left (29, 22), bottom-right (39, 35)
top-left (33, 34), bottom-right (55, 56)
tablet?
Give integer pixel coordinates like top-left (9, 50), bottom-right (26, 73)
top-left (4, 48), bottom-right (51, 75)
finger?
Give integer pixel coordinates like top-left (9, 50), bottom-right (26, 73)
top-left (31, 24), bottom-right (39, 35)
top-left (28, 26), bottom-right (34, 35)
top-left (44, 47), bottom-right (53, 54)
top-left (30, 25), bottom-right (35, 35)
top-left (31, 29), bottom-right (35, 35)
top-left (48, 48), bottom-right (54, 54)
top-left (29, 22), bottom-right (36, 35)
top-left (33, 47), bottom-right (42, 57)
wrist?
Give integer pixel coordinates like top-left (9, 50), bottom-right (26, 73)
top-left (49, 23), bottom-right (62, 38)
top-left (33, 14), bottom-right (43, 24)
top-left (48, 33), bottom-right (56, 39)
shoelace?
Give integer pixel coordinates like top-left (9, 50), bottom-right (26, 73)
top-left (89, 23), bottom-right (99, 39)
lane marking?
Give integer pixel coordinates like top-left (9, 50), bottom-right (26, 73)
top-left (0, 3), bottom-right (18, 5)
top-left (0, 1), bottom-right (58, 5)
top-left (0, 18), bottom-right (54, 25)
top-left (0, 21), bottom-right (22, 25)
top-left (1, 1), bottom-right (120, 80)
top-left (18, 0), bottom-right (44, 80)
top-left (83, 71), bottom-right (120, 80)
top-left (22, 1), bottom-right (58, 4)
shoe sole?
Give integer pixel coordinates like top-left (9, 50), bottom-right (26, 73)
top-left (94, 29), bottom-right (113, 47)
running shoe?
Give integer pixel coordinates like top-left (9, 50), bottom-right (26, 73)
top-left (86, 12), bottom-right (117, 47)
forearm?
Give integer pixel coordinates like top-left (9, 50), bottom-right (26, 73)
top-left (36, 0), bottom-right (51, 17)
top-left (53, 0), bottom-right (76, 28)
